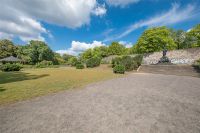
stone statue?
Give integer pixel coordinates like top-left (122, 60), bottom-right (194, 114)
top-left (163, 48), bottom-right (167, 57)
top-left (162, 46), bottom-right (167, 57)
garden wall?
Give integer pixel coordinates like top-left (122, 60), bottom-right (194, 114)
top-left (143, 48), bottom-right (200, 65)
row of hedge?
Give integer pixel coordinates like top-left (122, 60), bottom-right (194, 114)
top-left (112, 55), bottom-right (143, 74)
top-left (0, 63), bottom-right (23, 72)
top-left (68, 56), bottom-right (101, 69)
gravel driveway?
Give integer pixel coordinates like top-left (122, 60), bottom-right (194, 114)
top-left (1, 73), bottom-right (200, 133)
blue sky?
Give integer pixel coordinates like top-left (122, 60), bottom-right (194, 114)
top-left (0, 0), bottom-right (200, 55)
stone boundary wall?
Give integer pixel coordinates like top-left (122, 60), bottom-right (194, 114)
top-left (143, 48), bottom-right (200, 65)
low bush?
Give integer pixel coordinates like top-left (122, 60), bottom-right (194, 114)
top-left (111, 57), bottom-right (122, 68)
top-left (76, 63), bottom-right (84, 69)
top-left (0, 63), bottom-right (23, 71)
top-left (193, 59), bottom-right (200, 70)
top-left (36, 60), bottom-right (53, 68)
top-left (133, 54), bottom-right (143, 66)
top-left (113, 65), bottom-right (125, 74)
top-left (121, 56), bottom-right (136, 71)
top-left (112, 55), bottom-right (142, 71)
top-left (86, 57), bottom-right (101, 68)
top-left (68, 57), bottom-right (78, 66)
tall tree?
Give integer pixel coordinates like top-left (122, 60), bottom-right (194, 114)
top-left (0, 39), bottom-right (17, 58)
top-left (170, 30), bottom-right (186, 49)
top-left (108, 42), bottom-right (126, 55)
top-left (187, 24), bottom-right (200, 47)
top-left (134, 26), bottom-right (176, 53)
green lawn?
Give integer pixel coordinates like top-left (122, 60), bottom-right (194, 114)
top-left (0, 66), bottom-right (119, 105)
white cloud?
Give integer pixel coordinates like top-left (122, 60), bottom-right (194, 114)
top-left (119, 41), bottom-right (132, 48)
top-left (104, 3), bottom-right (198, 42)
top-left (106, 0), bottom-right (140, 7)
top-left (0, 0), bottom-right (106, 42)
top-left (56, 41), bottom-right (106, 55)
top-left (92, 4), bottom-right (107, 16)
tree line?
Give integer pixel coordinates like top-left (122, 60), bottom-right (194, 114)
top-left (0, 24), bottom-right (199, 64)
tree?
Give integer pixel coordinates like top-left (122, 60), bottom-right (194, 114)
top-left (187, 24), bottom-right (200, 47)
top-left (170, 30), bottom-right (186, 49)
top-left (17, 40), bottom-right (55, 64)
top-left (134, 26), bottom-right (176, 53)
top-left (108, 42), bottom-right (126, 55)
top-left (80, 49), bottom-right (93, 61)
top-left (62, 54), bottom-right (74, 62)
top-left (54, 53), bottom-right (66, 65)
top-left (0, 39), bottom-right (17, 58)
top-left (93, 46), bottom-right (109, 58)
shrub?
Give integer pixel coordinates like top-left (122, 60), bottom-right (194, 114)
top-left (113, 65), bottom-right (125, 74)
top-left (132, 54), bottom-right (143, 66)
top-left (0, 63), bottom-right (23, 71)
top-left (76, 63), bottom-right (84, 69)
top-left (112, 55), bottom-right (141, 71)
top-left (121, 56), bottom-right (136, 71)
top-left (111, 57), bottom-right (122, 68)
top-left (68, 57), bottom-right (78, 66)
top-left (86, 57), bottom-right (101, 68)
top-left (35, 60), bottom-right (53, 68)
top-left (193, 59), bottom-right (200, 70)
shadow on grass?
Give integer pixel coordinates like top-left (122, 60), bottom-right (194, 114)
top-left (0, 72), bottom-right (49, 84)
top-left (0, 86), bottom-right (6, 92)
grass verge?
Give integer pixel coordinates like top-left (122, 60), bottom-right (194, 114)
top-left (0, 66), bottom-right (119, 105)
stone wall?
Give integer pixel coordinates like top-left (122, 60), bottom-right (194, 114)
top-left (143, 48), bottom-right (200, 65)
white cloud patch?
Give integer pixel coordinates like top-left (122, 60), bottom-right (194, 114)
top-left (119, 41), bottom-right (132, 48)
top-left (104, 3), bottom-right (198, 42)
top-left (106, 0), bottom-right (140, 7)
top-left (56, 41), bottom-right (106, 56)
top-left (92, 4), bottom-right (107, 16)
top-left (0, 0), bottom-right (106, 42)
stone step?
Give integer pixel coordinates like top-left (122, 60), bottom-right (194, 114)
top-left (138, 65), bottom-right (200, 77)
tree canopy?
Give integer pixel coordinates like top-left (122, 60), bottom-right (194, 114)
top-left (0, 39), bottom-right (17, 59)
top-left (108, 42), bottom-right (126, 55)
top-left (133, 26), bottom-right (176, 53)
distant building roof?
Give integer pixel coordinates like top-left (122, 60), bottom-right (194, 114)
top-left (0, 56), bottom-right (22, 62)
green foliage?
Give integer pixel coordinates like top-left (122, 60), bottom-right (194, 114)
top-left (132, 54), bottom-right (143, 66)
top-left (0, 39), bottom-right (17, 59)
top-left (17, 40), bottom-right (55, 64)
top-left (193, 59), bottom-right (200, 70)
top-left (81, 49), bottom-right (93, 61)
top-left (76, 63), bottom-right (84, 69)
top-left (113, 65), bottom-right (125, 74)
top-left (0, 63), bottom-right (23, 72)
top-left (68, 57), bottom-right (78, 66)
top-left (112, 55), bottom-right (141, 71)
top-left (187, 24), bottom-right (200, 47)
top-left (170, 29), bottom-right (186, 49)
top-left (93, 46), bottom-right (109, 58)
top-left (134, 26), bottom-right (176, 53)
top-left (62, 54), bottom-right (74, 62)
top-left (53, 53), bottom-right (66, 65)
top-left (108, 42), bottom-right (126, 55)
top-left (111, 57), bottom-right (122, 68)
top-left (35, 60), bottom-right (53, 68)
top-left (121, 56), bottom-right (138, 71)
top-left (86, 57), bottom-right (101, 68)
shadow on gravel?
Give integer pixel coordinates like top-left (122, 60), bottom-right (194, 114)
top-left (192, 66), bottom-right (200, 77)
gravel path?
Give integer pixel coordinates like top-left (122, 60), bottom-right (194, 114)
top-left (1, 73), bottom-right (200, 133)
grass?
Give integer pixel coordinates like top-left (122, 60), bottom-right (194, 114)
top-left (0, 66), bottom-right (119, 105)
